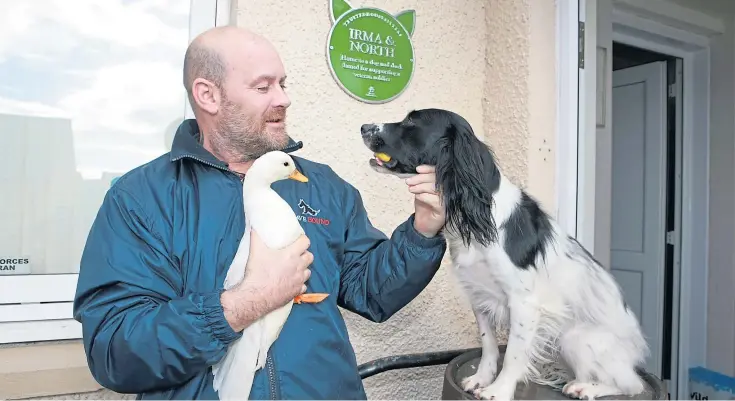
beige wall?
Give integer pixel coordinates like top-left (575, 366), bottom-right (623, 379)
top-left (235, 0), bottom-right (556, 399)
top-left (4, 0), bottom-right (558, 400)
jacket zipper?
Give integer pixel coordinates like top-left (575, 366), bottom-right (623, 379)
top-left (172, 144), bottom-right (303, 177)
top-left (281, 142), bottom-right (302, 153)
top-left (267, 352), bottom-right (278, 399)
top-left (170, 153), bottom-right (231, 172)
top-left (174, 150), bottom-right (286, 399)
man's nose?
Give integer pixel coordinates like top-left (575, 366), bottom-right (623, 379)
top-left (361, 124), bottom-right (377, 137)
top-left (273, 86), bottom-right (291, 108)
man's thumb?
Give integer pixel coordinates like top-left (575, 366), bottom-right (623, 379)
top-left (250, 229), bottom-right (263, 247)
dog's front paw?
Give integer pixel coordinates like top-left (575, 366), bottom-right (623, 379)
top-left (562, 381), bottom-right (623, 400)
top-left (474, 382), bottom-right (515, 401)
top-left (461, 371), bottom-right (494, 393)
top-left (461, 361), bottom-right (498, 392)
top-left (462, 354), bottom-right (499, 393)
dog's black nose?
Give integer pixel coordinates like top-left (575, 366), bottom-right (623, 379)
top-left (361, 124), bottom-right (377, 137)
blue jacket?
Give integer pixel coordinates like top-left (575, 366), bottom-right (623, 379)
top-left (73, 119), bottom-right (447, 400)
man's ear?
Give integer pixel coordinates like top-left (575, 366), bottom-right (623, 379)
top-left (434, 119), bottom-right (501, 247)
top-left (191, 78), bottom-right (220, 115)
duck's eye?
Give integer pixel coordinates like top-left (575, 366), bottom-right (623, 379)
top-left (283, 162), bottom-right (289, 166)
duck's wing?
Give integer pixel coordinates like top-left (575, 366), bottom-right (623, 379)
top-left (212, 218), bottom-right (260, 400)
top-left (247, 193), bottom-right (304, 250)
top-left (212, 317), bottom-right (261, 400)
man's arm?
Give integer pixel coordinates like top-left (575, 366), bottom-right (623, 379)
top-left (337, 183), bottom-right (447, 323)
top-left (73, 186), bottom-right (241, 394)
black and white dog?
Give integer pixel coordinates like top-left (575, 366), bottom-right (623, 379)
top-left (359, 109), bottom-right (649, 400)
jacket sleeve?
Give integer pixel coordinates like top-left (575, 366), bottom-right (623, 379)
top-left (337, 183), bottom-right (447, 323)
top-left (72, 185), bottom-right (241, 394)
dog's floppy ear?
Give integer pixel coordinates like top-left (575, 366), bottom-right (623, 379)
top-left (433, 116), bottom-right (500, 247)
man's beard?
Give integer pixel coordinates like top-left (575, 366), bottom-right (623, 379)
top-left (209, 96), bottom-right (291, 163)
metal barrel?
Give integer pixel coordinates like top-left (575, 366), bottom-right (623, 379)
top-left (441, 347), bottom-right (667, 400)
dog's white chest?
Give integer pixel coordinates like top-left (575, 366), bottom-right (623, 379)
top-left (448, 240), bottom-right (509, 300)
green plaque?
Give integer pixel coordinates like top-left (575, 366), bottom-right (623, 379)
top-left (326, 0), bottom-right (416, 104)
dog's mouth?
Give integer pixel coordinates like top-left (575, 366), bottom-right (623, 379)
top-left (370, 152), bottom-right (398, 169)
top-left (367, 152), bottom-right (417, 179)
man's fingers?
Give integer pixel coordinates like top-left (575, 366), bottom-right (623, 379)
top-left (249, 229), bottom-right (262, 245)
top-left (415, 193), bottom-right (442, 208)
top-left (303, 268), bottom-right (311, 281)
top-left (408, 182), bottom-right (438, 195)
top-left (416, 165), bottom-right (435, 173)
top-left (405, 171), bottom-right (436, 186)
top-left (288, 235), bottom-right (310, 256)
top-left (301, 250), bottom-right (314, 266)
top-left (296, 234), bottom-right (311, 249)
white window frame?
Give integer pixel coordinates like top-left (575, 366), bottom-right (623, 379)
top-left (0, 0), bottom-right (233, 345)
top-left (555, 0), bottom-right (599, 253)
top-left (554, 0), bottom-right (581, 239)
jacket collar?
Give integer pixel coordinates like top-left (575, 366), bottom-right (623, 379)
top-left (169, 119), bottom-right (304, 169)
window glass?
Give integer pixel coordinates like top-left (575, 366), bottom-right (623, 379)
top-left (0, 0), bottom-right (190, 275)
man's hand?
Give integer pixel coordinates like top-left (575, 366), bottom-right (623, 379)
top-left (221, 231), bottom-right (313, 332)
top-left (406, 165), bottom-right (446, 238)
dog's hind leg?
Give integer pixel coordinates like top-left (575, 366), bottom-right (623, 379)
top-left (474, 297), bottom-right (540, 400)
top-left (461, 307), bottom-right (500, 393)
top-left (560, 324), bottom-right (646, 400)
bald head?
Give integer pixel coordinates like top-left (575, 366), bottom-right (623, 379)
top-left (182, 26), bottom-right (273, 103)
top-left (181, 26), bottom-right (292, 166)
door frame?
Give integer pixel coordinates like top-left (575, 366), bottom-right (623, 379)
top-left (555, 0), bottom-right (724, 399)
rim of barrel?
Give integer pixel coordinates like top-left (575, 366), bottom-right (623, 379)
top-left (637, 367), bottom-right (667, 400)
top-left (443, 347), bottom-right (485, 398)
top-left (444, 347), bottom-right (667, 400)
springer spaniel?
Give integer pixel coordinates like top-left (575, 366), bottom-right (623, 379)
top-left (359, 108), bottom-right (649, 400)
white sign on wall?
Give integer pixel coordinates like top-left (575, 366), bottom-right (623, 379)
top-left (0, 257), bottom-right (32, 275)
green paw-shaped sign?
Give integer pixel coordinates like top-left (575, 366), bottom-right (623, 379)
top-left (326, 0), bottom-right (416, 104)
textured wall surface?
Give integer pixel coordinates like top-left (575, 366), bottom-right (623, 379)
top-left (232, 0), bottom-right (549, 399)
top-left (15, 0), bottom-right (560, 400)
top-left (234, 1), bottom-right (487, 399)
top-left (482, 0), bottom-right (530, 187)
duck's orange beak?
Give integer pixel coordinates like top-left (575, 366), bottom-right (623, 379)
top-left (288, 169), bottom-right (308, 183)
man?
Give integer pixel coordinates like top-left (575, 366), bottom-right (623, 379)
top-left (73, 26), bottom-right (447, 400)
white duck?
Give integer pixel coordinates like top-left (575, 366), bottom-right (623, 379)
top-left (211, 150), bottom-right (328, 400)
